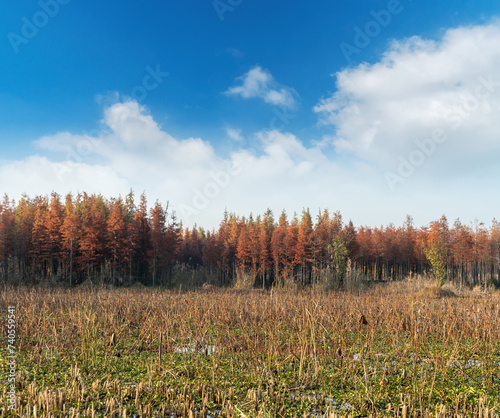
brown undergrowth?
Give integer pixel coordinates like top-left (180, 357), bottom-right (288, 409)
top-left (0, 282), bottom-right (499, 417)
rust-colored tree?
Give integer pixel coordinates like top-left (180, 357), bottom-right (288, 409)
top-left (236, 222), bottom-right (252, 271)
top-left (107, 198), bottom-right (129, 285)
top-left (2, 192), bottom-right (499, 288)
top-left (131, 193), bottom-right (151, 281)
top-left (46, 193), bottom-right (64, 276)
top-left (294, 209), bottom-right (314, 286)
top-left (258, 210), bottom-right (274, 288)
top-left (270, 211), bottom-right (288, 283)
top-left (61, 194), bottom-right (80, 286)
top-left (78, 194), bottom-right (107, 282)
top-left (14, 195), bottom-right (36, 282)
top-left (149, 201), bottom-right (167, 286)
top-left (31, 197), bottom-right (50, 278)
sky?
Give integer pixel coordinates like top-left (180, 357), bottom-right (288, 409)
top-left (1, 0), bottom-right (500, 229)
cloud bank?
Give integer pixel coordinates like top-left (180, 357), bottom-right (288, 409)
top-left (315, 23), bottom-right (500, 185)
top-left (2, 100), bottom-right (379, 227)
top-left (2, 23), bottom-right (500, 228)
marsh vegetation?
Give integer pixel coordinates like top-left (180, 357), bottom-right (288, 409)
top-left (1, 279), bottom-right (500, 417)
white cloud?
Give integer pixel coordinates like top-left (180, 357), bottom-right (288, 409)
top-left (225, 66), bottom-right (296, 108)
top-left (314, 23), bottom-right (500, 179)
top-left (0, 156), bottom-right (129, 198)
top-left (1, 99), bottom-right (384, 228)
top-left (226, 127), bottom-right (244, 142)
top-left (3, 24), bottom-right (500, 230)
top-left (1, 95), bottom-right (498, 229)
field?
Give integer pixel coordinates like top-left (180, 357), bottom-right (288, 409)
top-left (1, 281), bottom-right (500, 417)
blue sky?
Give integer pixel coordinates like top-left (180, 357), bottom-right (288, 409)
top-left (1, 0), bottom-right (500, 228)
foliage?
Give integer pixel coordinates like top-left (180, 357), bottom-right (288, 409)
top-left (331, 236), bottom-right (348, 288)
top-left (424, 243), bottom-right (447, 286)
top-left (0, 193), bottom-right (499, 288)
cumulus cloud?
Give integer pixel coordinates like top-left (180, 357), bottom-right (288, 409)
top-left (32, 101), bottom-right (220, 202)
top-left (314, 23), bottom-right (500, 180)
top-left (4, 24), bottom-right (500, 229)
top-left (0, 155), bottom-right (129, 198)
top-left (1, 99), bottom-right (387, 227)
top-left (225, 66), bottom-right (297, 108)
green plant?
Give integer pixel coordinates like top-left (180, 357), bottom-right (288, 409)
top-left (424, 244), bottom-right (447, 286)
top-left (331, 236), bottom-right (348, 288)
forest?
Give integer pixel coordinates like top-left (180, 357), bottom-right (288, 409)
top-left (0, 191), bottom-right (499, 288)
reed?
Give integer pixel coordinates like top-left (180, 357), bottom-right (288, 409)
top-left (0, 281), bottom-right (499, 416)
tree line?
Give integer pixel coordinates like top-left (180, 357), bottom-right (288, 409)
top-left (0, 192), bottom-right (499, 287)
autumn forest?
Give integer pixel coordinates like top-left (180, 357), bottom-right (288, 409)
top-left (0, 191), bottom-right (499, 288)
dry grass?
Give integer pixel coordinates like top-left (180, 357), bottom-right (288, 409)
top-left (366, 274), bottom-right (496, 299)
top-left (418, 285), bottom-right (456, 299)
top-left (0, 283), bottom-right (499, 417)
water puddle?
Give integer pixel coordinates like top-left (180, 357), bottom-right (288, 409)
top-left (174, 344), bottom-right (217, 355)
